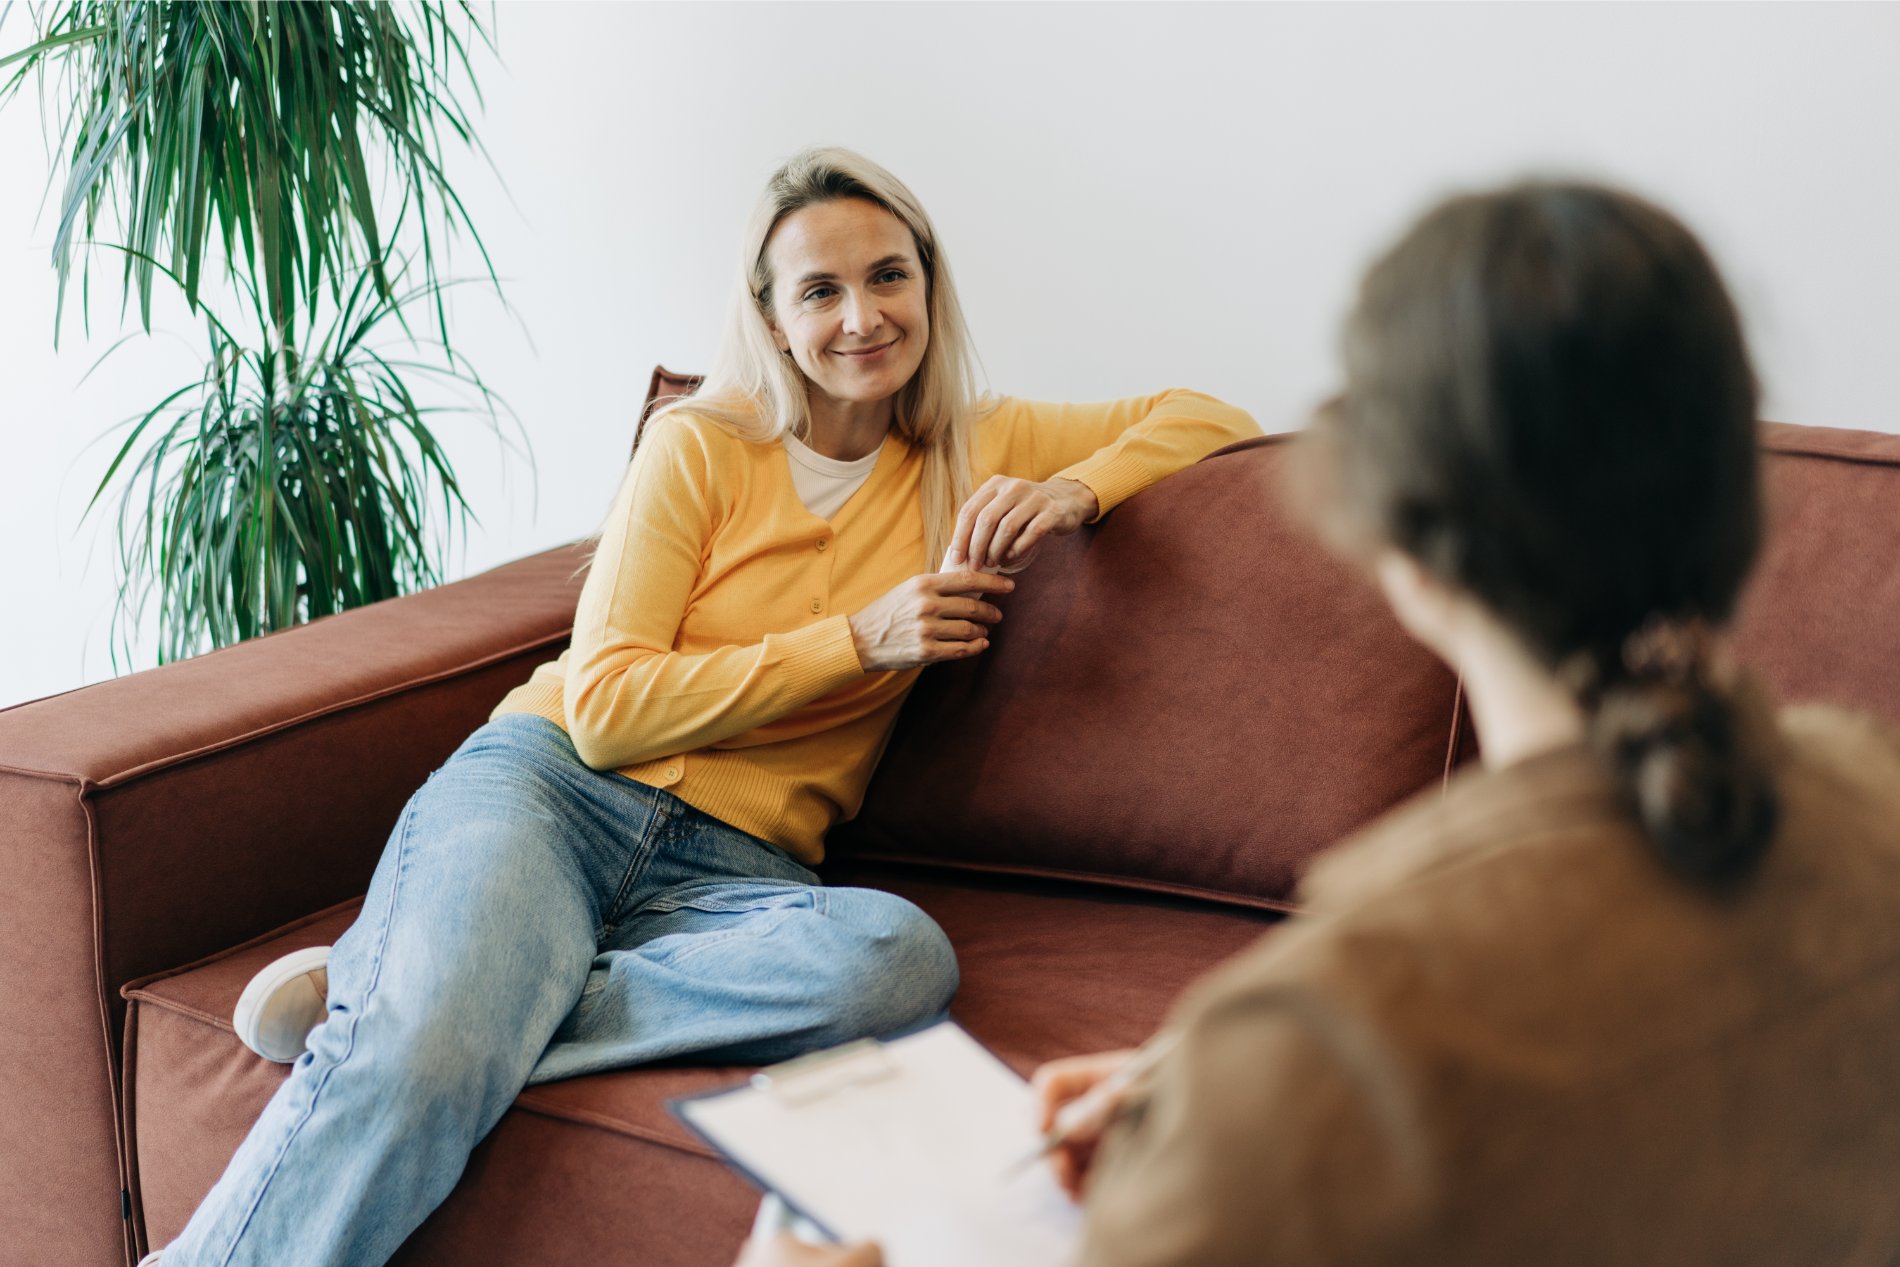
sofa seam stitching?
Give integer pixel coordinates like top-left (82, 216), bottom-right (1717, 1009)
top-left (0, 629), bottom-right (571, 790)
top-left (121, 993), bottom-right (147, 1256)
top-left (842, 854), bottom-right (1300, 915)
top-left (0, 762), bottom-right (88, 784)
top-left (84, 787), bottom-right (138, 1262)
top-left (89, 631), bottom-right (574, 791)
top-left (510, 1095), bottom-right (722, 1161)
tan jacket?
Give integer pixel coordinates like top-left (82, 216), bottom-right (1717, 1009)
top-left (1080, 707), bottom-right (1900, 1266)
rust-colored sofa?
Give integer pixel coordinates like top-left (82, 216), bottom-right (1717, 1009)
top-left (4, 371), bottom-right (1899, 1266)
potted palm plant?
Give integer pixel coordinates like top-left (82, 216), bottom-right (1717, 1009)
top-left (1, 0), bottom-right (522, 664)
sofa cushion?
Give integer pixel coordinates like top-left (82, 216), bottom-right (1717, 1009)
top-left (833, 436), bottom-right (1464, 911)
top-left (122, 868), bottom-right (1273, 1265)
top-left (1735, 425), bottom-right (1900, 729)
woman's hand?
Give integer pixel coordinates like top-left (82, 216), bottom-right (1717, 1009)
top-left (733, 1233), bottom-right (882, 1267)
top-left (951, 476), bottom-right (1099, 573)
top-left (1029, 1048), bottom-right (1138, 1201)
top-left (847, 570), bottom-right (1014, 673)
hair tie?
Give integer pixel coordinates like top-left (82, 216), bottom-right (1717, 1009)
top-left (1621, 615), bottom-right (1714, 685)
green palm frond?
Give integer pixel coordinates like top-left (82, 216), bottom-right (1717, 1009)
top-left (88, 251), bottom-right (525, 666)
top-left (2, 0), bottom-right (498, 347)
top-left (2, 2), bottom-right (524, 668)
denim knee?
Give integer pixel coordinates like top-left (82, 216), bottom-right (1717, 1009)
top-left (832, 890), bottom-right (960, 1032)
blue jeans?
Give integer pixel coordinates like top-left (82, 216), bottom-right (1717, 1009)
top-left (160, 714), bottom-right (959, 1266)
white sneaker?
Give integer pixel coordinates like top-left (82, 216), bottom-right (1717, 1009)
top-left (232, 945), bottom-right (332, 1062)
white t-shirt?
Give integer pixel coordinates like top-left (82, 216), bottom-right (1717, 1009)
top-left (783, 432), bottom-right (880, 520)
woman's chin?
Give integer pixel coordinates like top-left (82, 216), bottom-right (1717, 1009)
top-left (818, 371), bottom-right (916, 409)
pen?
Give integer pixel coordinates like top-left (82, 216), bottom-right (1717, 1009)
top-left (1005, 1029), bottom-right (1183, 1177)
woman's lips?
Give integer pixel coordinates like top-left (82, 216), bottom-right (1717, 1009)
top-left (833, 340), bottom-right (895, 360)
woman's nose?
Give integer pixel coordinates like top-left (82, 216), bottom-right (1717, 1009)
top-left (841, 290), bottom-right (881, 336)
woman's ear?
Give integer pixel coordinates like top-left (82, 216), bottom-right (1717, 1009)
top-left (1374, 549), bottom-right (1459, 659)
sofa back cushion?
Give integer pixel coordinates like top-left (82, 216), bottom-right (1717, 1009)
top-left (1734, 424), bottom-right (1900, 728)
top-left (621, 369), bottom-right (1900, 907)
top-left (832, 436), bottom-right (1464, 910)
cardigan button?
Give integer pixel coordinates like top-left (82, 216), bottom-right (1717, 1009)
top-left (816, 538), bottom-right (829, 552)
top-left (810, 598), bottom-right (823, 613)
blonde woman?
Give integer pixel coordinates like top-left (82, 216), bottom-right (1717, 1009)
top-left (141, 147), bottom-right (1256, 1266)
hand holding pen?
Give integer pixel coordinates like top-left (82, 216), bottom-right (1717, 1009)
top-left (1024, 1031), bottom-right (1182, 1200)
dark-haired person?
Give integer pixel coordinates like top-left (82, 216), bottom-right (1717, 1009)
top-left (737, 181), bottom-right (1900, 1267)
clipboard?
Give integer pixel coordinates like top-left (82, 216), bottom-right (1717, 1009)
top-left (668, 1020), bottom-right (1084, 1267)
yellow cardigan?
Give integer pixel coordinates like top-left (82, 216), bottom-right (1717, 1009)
top-left (491, 391), bottom-right (1258, 862)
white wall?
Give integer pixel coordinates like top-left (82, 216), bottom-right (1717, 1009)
top-left (5, 1), bottom-right (1898, 708)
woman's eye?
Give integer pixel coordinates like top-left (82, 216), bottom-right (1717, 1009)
top-left (876, 269), bottom-right (908, 285)
top-left (802, 286), bottom-right (835, 303)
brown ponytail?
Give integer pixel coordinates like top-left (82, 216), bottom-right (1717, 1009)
top-left (1317, 180), bottom-right (1778, 891)
top-left (1566, 620), bottom-right (1779, 888)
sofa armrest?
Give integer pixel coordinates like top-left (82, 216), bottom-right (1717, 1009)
top-left (0, 542), bottom-right (586, 1266)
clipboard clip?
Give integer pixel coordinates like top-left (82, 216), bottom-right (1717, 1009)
top-left (750, 1037), bottom-right (899, 1107)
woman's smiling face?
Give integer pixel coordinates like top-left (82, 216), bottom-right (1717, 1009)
top-left (763, 197), bottom-right (930, 417)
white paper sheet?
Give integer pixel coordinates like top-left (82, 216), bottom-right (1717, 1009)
top-left (677, 1023), bottom-right (1084, 1267)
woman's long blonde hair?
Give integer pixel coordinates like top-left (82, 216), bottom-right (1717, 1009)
top-left (652, 146), bottom-right (988, 568)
